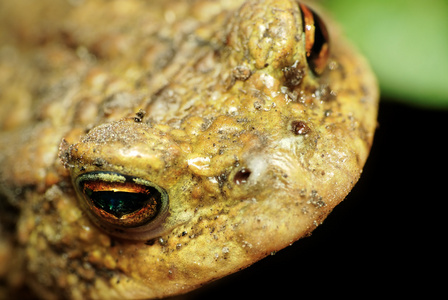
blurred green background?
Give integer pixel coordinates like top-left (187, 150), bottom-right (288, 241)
top-left (320, 0), bottom-right (448, 109)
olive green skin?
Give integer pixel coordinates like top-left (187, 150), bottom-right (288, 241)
top-left (0, 0), bottom-right (378, 299)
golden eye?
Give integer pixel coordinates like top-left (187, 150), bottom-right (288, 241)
top-left (299, 3), bottom-right (330, 76)
top-left (75, 171), bottom-right (169, 240)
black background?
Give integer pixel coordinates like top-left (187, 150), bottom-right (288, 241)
top-left (175, 101), bottom-right (447, 299)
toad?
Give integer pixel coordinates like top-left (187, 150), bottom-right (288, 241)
top-left (0, 0), bottom-right (378, 298)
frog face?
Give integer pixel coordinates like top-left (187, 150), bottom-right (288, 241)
top-left (62, 0), bottom-right (334, 242)
top-left (0, 0), bottom-right (378, 299)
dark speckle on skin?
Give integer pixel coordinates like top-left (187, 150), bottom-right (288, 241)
top-left (291, 121), bottom-right (311, 135)
top-left (134, 109), bottom-right (146, 123)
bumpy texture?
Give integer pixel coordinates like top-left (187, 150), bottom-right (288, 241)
top-left (0, 0), bottom-right (378, 299)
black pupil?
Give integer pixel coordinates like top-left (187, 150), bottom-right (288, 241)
top-left (299, 3), bottom-right (330, 76)
top-left (86, 188), bottom-right (160, 218)
top-left (309, 13), bottom-right (326, 68)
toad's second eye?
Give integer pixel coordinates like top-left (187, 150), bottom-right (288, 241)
top-left (75, 171), bottom-right (169, 238)
top-left (299, 3), bottom-right (330, 76)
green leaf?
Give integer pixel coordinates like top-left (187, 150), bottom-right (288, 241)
top-left (320, 0), bottom-right (448, 108)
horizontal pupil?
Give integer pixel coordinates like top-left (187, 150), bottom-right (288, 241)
top-left (89, 189), bottom-right (158, 218)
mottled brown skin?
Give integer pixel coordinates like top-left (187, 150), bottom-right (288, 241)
top-left (0, 0), bottom-right (378, 299)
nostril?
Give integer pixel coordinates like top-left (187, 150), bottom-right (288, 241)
top-left (234, 168), bottom-right (251, 185)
